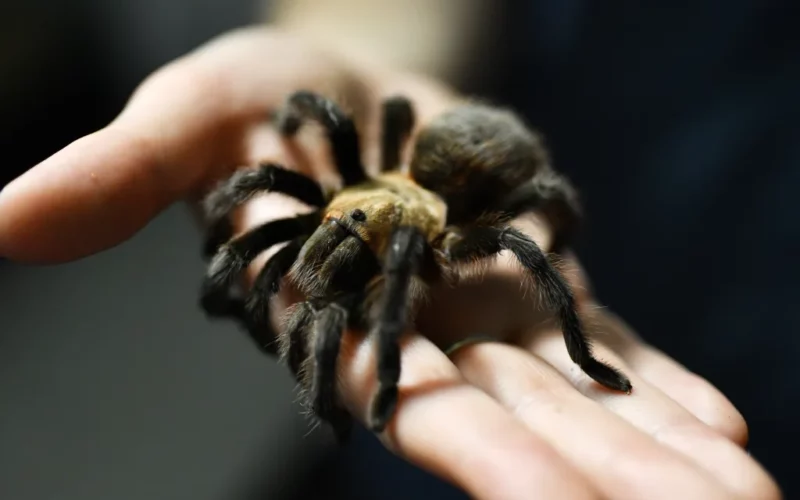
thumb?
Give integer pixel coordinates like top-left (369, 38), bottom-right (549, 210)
top-left (0, 28), bottom-right (367, 263)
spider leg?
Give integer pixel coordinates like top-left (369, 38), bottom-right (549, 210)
top-left (368, 226), bottom-right (427, 432)
top-left (380, 96), bottom-right (415, 172)
top-left (279, 299), bottom-right (321, 378)
top-left (281, 298), bottom-right (355, 443)
top-left (240, 231), bottom-right (378, 360)
top-left (202, 163), bottom-right (326, 257)
top-left (275, 90), bottom-right (367, 186)
top-left (201, 294), bottom-right (279, 356)
top-left (437, 223), bottom-right (632, 393)
top-left (321, 235), bottom-right (381, 295)
top-left (245, 236), bottom-right (308, 328)
top-left (499, 170), bottom-right (582, 253)
top-left (200, 211), bottom-right (321, 316)
top-left (295, 234), bottom-right (379, 429)
top-left (310, 295), bottom-right (353, 421)
top-left (218, 236), bottom-right (309, 355)
top-left (197, 293), bottom-right (270, 352)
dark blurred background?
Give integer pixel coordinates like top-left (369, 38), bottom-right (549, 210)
top-left (1, 1), bottom-right (798, 499)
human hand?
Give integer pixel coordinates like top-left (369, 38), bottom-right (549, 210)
top-left (0, 27), bottom-right (780, 499)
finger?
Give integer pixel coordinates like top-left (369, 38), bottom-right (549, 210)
top-left (591, 309), bottom-right (749, 446)
top-left (544, 256), bottom-right (751, 446)
top-left (0, 29), bottom-right (370, 263)
top-left (452, 342), bottom-right (735, 500)
top-left (0, 126), bottom-right (193, 263)
top-left (525, 326), bottom-right (781, 500)
top-left (335, 330), bottom-right (602, 500)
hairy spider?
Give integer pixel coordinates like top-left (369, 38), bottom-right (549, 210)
top-left (199, 90), bottom-right (632, 439)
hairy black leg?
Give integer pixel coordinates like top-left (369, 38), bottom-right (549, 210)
top-left (288, 219), bottom-right (349, 297)
top-left (275, 90), bottom-right (367, 186)
top-left (368, 226), bottom-right (427, 432)
top-left (202, 163), bottom-right (326, 257)
top-left (201, 237), bottom-right (307, 358)
top-left (438, 224), bottom-right (632, 393)
top-left (321, 236), bottom-right (382, 296)
top-left (499, 170), bottom-right (582, 253)
top-left (200, 212), bottom-right (321, 315)
top-left (214, 236), bottom-right (308, 356)
top-left (311, 298), bottom-right (348, 419)
top-left (280, 299), bottom-right (319, 378)
top-left (245, 237), bottom-right (308, 326)
top-left (380, 96), bottom-right (415, 172)
top-left (311, 295), bottom-right (360, 441)
top-left (198, 293), bottom-right (279, 355)
top-left (199, 290), bottom-right (246, 319)
top-left (281, 299), bottom-right (354, 443)
top-left (241, 312), bottom-right (279, 356)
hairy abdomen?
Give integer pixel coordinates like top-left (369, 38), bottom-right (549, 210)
top-left (409, 103), bottom-right (551, 224)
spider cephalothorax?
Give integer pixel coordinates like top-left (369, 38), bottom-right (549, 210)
top-left (199, 90), bottom-right (632, 439)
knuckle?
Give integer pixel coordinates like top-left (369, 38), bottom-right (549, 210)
top-left (651, 419), bottom-right (780, 500)
top-left (750, 479), bottom-right (783, 500)
top-left (720, 413), bottom-right (749, 448)
top-left (734, 466), bottom-right (783, 500)
top-left (682, 373), bottom-right (749, 446)
top-left (509, 375), bottom-right (575, 420)
top-left (651, 417), bottom-right (721, 446)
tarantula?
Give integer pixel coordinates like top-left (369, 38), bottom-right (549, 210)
top-left (199, 90), bottom-right (632, 438)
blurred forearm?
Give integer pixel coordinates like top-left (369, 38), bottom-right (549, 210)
top-left (263, 0), bottom-right (497, 85)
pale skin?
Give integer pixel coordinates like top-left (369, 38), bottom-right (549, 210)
top-left (0, 26), bottom-right (782, 500)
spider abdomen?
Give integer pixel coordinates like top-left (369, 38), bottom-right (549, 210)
top-left (409, 103), bottom-right (551, 224)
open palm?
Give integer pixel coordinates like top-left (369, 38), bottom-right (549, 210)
top-left (0, 27), bottom-right (779, 500)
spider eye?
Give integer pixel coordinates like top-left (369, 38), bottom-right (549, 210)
top-left (350, 209), bottom-right (367, 222)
